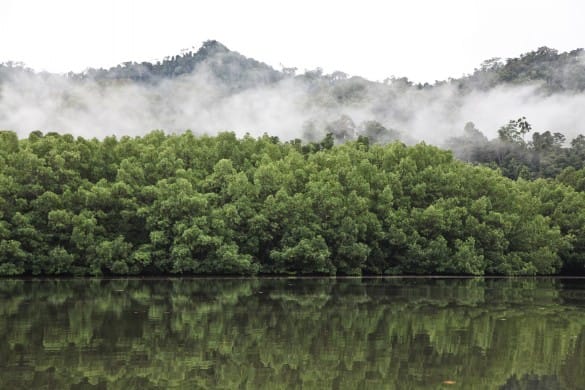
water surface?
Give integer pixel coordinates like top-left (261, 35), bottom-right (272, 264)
top-left (1, 278), bottom-right (585, 389)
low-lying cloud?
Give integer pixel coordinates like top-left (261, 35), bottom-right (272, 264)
top-left (1, 56), bottom-right (584, 145)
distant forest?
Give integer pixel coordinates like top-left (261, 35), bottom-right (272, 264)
top-left (64, 42), bottom-right (585, 93)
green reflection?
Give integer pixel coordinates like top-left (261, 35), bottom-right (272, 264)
top-left (0, 278), bottom-right (584, 389)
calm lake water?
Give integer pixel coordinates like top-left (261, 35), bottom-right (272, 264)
top-left (1, 278), bottom-right (585, 389)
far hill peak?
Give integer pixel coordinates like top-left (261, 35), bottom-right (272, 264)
top-left (198, 40), bottom-right (230, 55)
top-left (79, 39), bottom-right (282, 88)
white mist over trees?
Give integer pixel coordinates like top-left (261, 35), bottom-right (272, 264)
top-left (1, 41), bottom-right (585, 145)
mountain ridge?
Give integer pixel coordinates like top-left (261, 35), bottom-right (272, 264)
top-left (2, 40), bottom-right (584, 92)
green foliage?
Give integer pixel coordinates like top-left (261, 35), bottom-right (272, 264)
top-left (0, 130), bottom-right (583, 275)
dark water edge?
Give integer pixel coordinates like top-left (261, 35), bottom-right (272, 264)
top-left (1, 277), bottom-right (585, 389)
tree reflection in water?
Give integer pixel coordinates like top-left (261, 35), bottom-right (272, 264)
top-left (0, 277), bottom-right (584, 389)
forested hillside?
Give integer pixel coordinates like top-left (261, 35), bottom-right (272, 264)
top-left (77, 40), bottom-right (283, 88)
top-left (2, 41), bottom-right (585, 144)
top-left (79, 43), bottom-right (585, 92)
top-left (453, 46), bottom-right (585, 92)
top-left (2, 130), bottom-right (585, 276)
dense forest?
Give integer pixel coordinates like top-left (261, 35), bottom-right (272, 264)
top-left (2, 130), bottom-right (585, 276)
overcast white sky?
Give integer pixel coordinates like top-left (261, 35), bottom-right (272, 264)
top-left (1, 0), bottom-right (584, 83)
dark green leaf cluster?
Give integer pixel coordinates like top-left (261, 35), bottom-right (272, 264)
top-left (1, 130), bottom-right (584, 276)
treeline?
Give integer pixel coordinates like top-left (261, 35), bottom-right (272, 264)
top-left (446, 118), bottom-right (585, 182)
top-left (64, 44), bottom-right (585, 93)
top-left (6, 42), bottom-right (583, 93)
top-left (454, 46), bottom-right (585, 93)
top-left (1, 130), bottom-right (585, 276)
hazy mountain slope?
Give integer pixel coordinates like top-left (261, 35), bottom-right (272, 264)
top-left (455, 47), bottom-right (585, 93)
top-left (1, 42), bottom-right (584, 144)
top-left (78, 40), bottom-right (284, 89)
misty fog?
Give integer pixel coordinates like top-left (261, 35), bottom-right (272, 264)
top-left (1, 49), bottom-right (584, 146)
